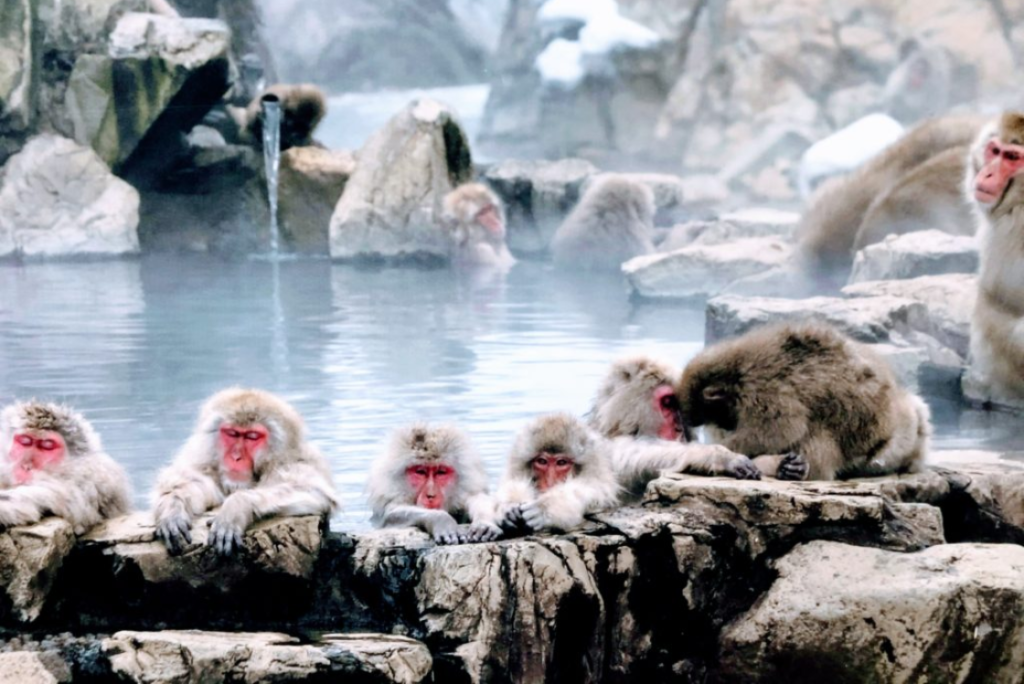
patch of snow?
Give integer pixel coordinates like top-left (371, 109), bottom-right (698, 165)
top-left (535, 38), bottom-right (585, 87)
top-left (580, 12), bottom-right (660, 54)
top-left (538, 0), bottom-right (617, 24)
top-left (798, 113), bottom-right (905, 198)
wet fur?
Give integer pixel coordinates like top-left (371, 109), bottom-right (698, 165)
top-left (442, 183), bottom-right (515, 269)
top-left (241, 83), bottom-right (326, 150)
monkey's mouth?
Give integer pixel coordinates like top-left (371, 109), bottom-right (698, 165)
top-left (975, 186), bottom-right (1001, 205)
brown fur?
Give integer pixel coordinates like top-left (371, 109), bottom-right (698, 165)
top-left (442, 183), bottom-right (515, 269)
top-left (797, 115), bottom-right (986, 289)
top-left (367, 423), bottom-right (499, 544)
top-left (241, 83), bottom-right (327, 150)
top-left (0, 401), bottom-right (131, 535)
top-left (152, 388), bottom-right (337, 555)
top-left (964, 113), bottom-right (1024, 403)
top-left (551, 174), bottom-right (656, 270)
top-left (678, 322), bottom-right (931, 480)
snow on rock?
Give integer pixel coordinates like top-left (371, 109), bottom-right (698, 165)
top-left (538, 0), bottom-right (617, 24)
top-left (798, 113), bottom-right (904, 197)
top-left (579, 12), bottom-right (660, 53)
top-left (534, 38), bottom-right (585, 87)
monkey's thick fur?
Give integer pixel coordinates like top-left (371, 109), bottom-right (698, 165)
top-left (152, 388), bottom-right (337, 555)
top-left (0, 401), bottom-right (131, 534)
top-left (588, 354), bottom-right (683, 440)
top-left (240, 83), bottom-right (327, 150)
top-left (679, 322), bottom-right (931, 480)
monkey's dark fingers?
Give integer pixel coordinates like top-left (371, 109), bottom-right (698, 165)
top-left (729, 456), bottom-right (762, 480)
top-left (468, 522), bottom-right (503, 543)
top-left (520, 504), bottom-right (548, 531)
top-left (208, 521), bottom-right (244, 556)
top-left (156, 517), bottom-right (192, 555)
top-left (777, 452), bottom-right (810, 481)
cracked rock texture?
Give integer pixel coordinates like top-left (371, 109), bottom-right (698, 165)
top-left (0, 518), bottom-right (74, 623)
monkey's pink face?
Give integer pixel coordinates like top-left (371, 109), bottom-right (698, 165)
top-left (975, 139), bottom-right (1024, 205)
top-left (531, 452), bottom-right (575, 492)
top-left (405, 464), bottom-right (456, 510)
top-left (219, 424), bottom-right (268, 482)
top-left (653, 385), bottom-right (685, 442)
top-left (476, 204), bottom-right (505, 238)
top-left (9, 431), bottom-right (66, 485)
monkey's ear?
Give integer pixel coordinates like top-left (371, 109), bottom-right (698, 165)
top-left (702, 384), bottom-right (729, 404)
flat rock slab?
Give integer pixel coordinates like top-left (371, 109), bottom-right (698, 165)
top-left (104, 630), bottom-right (432, 684)
top-left (0, 652), bottom-right (57, 684)
top-left (719, 541), bottom-right (1024, 683)
top-left (0, 518), bottom-right (75, 623)
top-left (848, 229), bottom-right (979, 284)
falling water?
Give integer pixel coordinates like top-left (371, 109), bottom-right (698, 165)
top-left (260, 97), bottom-right (283, 255)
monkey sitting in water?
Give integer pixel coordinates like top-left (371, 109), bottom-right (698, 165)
top-left (678, 322), bottom-right (931, 481)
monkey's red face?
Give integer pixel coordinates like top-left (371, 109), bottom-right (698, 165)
top-left (975, 139), bottom-right (1024, 205)
top-left (9, 431), bottom-right (66, 485)
top-left (219, 424), bottom-right (268, 482)
top-left (406, 464), bottom-right (456, 510)
top-left (475, 204), bottom-right (505, 238)
top-left (653, 384), bottom-right (685, 442)
top-left (532, 452), bottom-right (575, 492)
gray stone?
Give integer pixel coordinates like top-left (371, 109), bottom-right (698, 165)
top-left (719, 541), bottom-right (1024, 683)
top-left (329, 99), bottom-right (472, 262)
top-left (0, 652), bottom-right (57, 684)
top-left (0, 0), bottom-right (34, 135)
top-left (279, 146), bottom-right (356, 255)
top-left (0, 519), bottom-right (75, 624)
top-left (848, 229), bottom-right (979, 284)
top-left (625, 237), bottom-right (792, 301)
top-left (0, 134), bottom-right (139, 259)
top-left (660, 209), bottom-right (799, 252)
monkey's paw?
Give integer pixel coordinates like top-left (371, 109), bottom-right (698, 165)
top-left (777, 452), bottom-right (810, 481)
top-left (432, 516), bottom-right (462, 545)
top-left (155, 514), bottom-right (193, 556)
top-left (207, 516), bottom-right (246, 556)
top-left (728, 455), bottom-right (762, 480)
top-left (498, 504), bottom-right (527, 532)
top-left (464, 522), bottom-right (503, 543)
top-left (519, 502), bottom-right (552, 532)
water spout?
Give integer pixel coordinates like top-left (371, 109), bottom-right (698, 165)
top-left (261, 95), bottom-right (283, 256)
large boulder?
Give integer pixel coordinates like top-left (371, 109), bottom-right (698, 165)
top-left (481, 157), bottom-right (597, 254)
top-left (719, 541), bottom-right (1024, 683)
top-left (329, 99), bottom-right (473, 263)
top-left (0, 519), bottom-right (75, 624)
top-left (848, 229), bottom-right (979, 284)
top-left (0, 653), bottom-right (57, 684)
top-left (0, 134), bottom-right (140, 259)
top-left (279, 146), bottom-right (357, 254)
top-left (0, 0), bottom-right (34, 145)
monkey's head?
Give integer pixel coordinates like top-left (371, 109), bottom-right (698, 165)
top-left (971, 111), bottom-right (1024, 217)
top-left (443, 183), bottom-right (506, 244)
top-left (588, 355), bottom-right (688, 442)
top-left (677, 358), bottom-right (742, 435)
top-left (509, 413), bottom-right (606, 492)
top-left (0, 401), bottom-right (99, 484)
top-left (249, 83), bottom-right (326, 150)
top-left (585, 175), bottom-right (655, 226)
top-left (197, 388), bottom-right (304, 488)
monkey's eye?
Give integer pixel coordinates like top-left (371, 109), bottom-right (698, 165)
top-left (14, 435), bottom-right (34, 447)
top-left (987, 142), bottom-right (1001, 161)
top-left (36, 439), bottom-right (58, 451)
top-left (660, 394), bottom-right (679, 409)
top-left (414, 467), bottom-right (428, 476)
top-left (243, 431), bottom-right (263, 441)
top-left (435, 467), bottom-right (450, 476)
top-left (555, 458), bottom-right (571, 468)
top-left (224, 429), bottom-right (241, 439)
top-left (534, 457), bottom-right (549, 467)
top-left (1006, 150), bottom-right (1021, 163)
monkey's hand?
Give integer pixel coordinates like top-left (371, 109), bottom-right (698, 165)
top-left (155, 512), bottom-right (193, 556)
top-left (462, 521), bottom-right (503, 543)
top-left (497, 504), bottom-right (528, 533)
top-left (431, 513), bottom-right (461, 545)
top-left (727, 455), bottom-right (762, 480)
top-left (519, 501), bottom-right (554, 532)
top-left (776, 452), bottom-right (810, 481)
top-left (207, 495), bottom-right (254, 556)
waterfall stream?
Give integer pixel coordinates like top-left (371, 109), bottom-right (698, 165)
top-left (261, 98), bottom-right (283, 256)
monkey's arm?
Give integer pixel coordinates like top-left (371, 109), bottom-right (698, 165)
top-left (460, 492), bottom-right (503, 542)
top-left (751, 454), bottom-right (810, 481)
top-left (0, 484), bottom-right (62, 529)
top-left (379, 504), bottom-right (461, 544)
top-left (152, 461), bottom-right (226, 555)
top-left (610, 439), bottom-right (761, 490)
top-left (520, 476), bottom-right (620, 532)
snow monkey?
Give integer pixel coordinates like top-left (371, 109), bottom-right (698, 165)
top-left (368, 423), bottom-right (502, 544)
top-left (550, 174), bottom-right (656, 270)
top-left (239, 83), bottom-right (327, 150)
top-left (442, 183), bottom-right (516, 269)
top-left (797, 115), bottom-right (986, 290)
top-left (152, 388), bottom-right (337, 556)
top-left (678, 322), bottom-right (932, 481)
top-left (964, 112), bottom-right (1024, 404)
top-left (0, 401), bottom-right (131, 535)
top-left (497, 413), bottom-right (761, 533)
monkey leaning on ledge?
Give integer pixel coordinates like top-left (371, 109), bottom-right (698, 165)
top-left (678, 322), bottom-right (931, 481)
top-left (234, 83), bottom-right (328, 150)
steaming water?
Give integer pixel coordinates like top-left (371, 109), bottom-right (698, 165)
top-left (0, 258), bottom-right (1021, 532)
top-left (261, 100), bottom-right (283, 255)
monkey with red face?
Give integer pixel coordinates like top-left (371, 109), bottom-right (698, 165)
top-left (0, 401), bottom-right (131, 535)
top-left (442, 183), bottom-right (516, 270)
top-left (368, 424), bottom-right (501, 544)
top-left (152, 388), bottom-right (337, 556)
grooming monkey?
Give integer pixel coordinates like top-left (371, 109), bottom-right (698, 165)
top-left (152, 388), bottom-right (337, 556)
top-left (678, 322), bottom-right (931, 481)
top-left (236, 83), bottom-right (327, 150)
top-left (964, 112), bottom-right (1024, 404)
top-left (551, 174), bottom-right (656, 270)
top-left (0, 401), bottom-right (131, 535)
top-left (442, 183), bottom-right (516, 269)
top-left (368, 423), bottom-right (501, 544)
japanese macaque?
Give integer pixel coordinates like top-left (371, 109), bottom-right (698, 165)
top-left (152, 389), bottom-right (337, 556)
top-left (236, 83), bottom-right (327, 150)
top-left (678, 322), bottom-right (932, 481)
top-left (550, 174), bottom-right (656, 270)
top-left (497, 412), bottom-right (761, 533)
top-left (964, 112), bottom-right (1024, 404)
top-left (0, 401), bottom-right (130, 535)
top-left (442, 183), bottom-right (515, 269)
top-left (368, 424), bottom-right (501, 544)
top-left (797, 115), bottom-right (985, 290)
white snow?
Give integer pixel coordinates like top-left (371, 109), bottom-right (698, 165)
top-left (538, 0), bottom-right (617, 24)
top-left (534, 38), bottom-right (585, 87)
top-left (798, 113), bottom-right (905, 198)
top-left (580, 12), bottom-right (659, 53)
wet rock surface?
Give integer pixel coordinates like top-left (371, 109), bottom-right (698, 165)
top-left (848, 229), bottom-right (979, 284)
top-left (0, 519), bottom-right (75, 624)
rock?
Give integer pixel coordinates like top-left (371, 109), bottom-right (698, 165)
top-left (678, 174), bottom-right (730, 205)
top-left (661, 209), bottom-right (799, 251)
top-left (0, 0), bottom-right (34, 139)
top-left (0, 134), bottom-right (140, 260)
top-left (0, 518), bottom-right (75, 624)
top-left (719, 540), bottom-right (1024, 683)
top-left (848, 229), bottom-right (979, 284)
top-left (67, 12), bottom-right (230, 179)
top-left (704, 294), bottom-right (931, 344)
top-left (962, 368), bottom-right (1024, 414)
top-left (722, 264), bottom-right (821, 299)
top-left (842, 274), bottom-right (976, 358)
top-left (0, 652), bottom-right (58, 684)
top-left (279, 147), bottom-right (356, 254)
top-left (104, 630), bottom-right (432, 684)
top-left (624, 237), bottom-right (792, 301)
top-left (329, 99), bottom-right (472, 263)
top-left (481, 157), bottom-right (597, 254)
